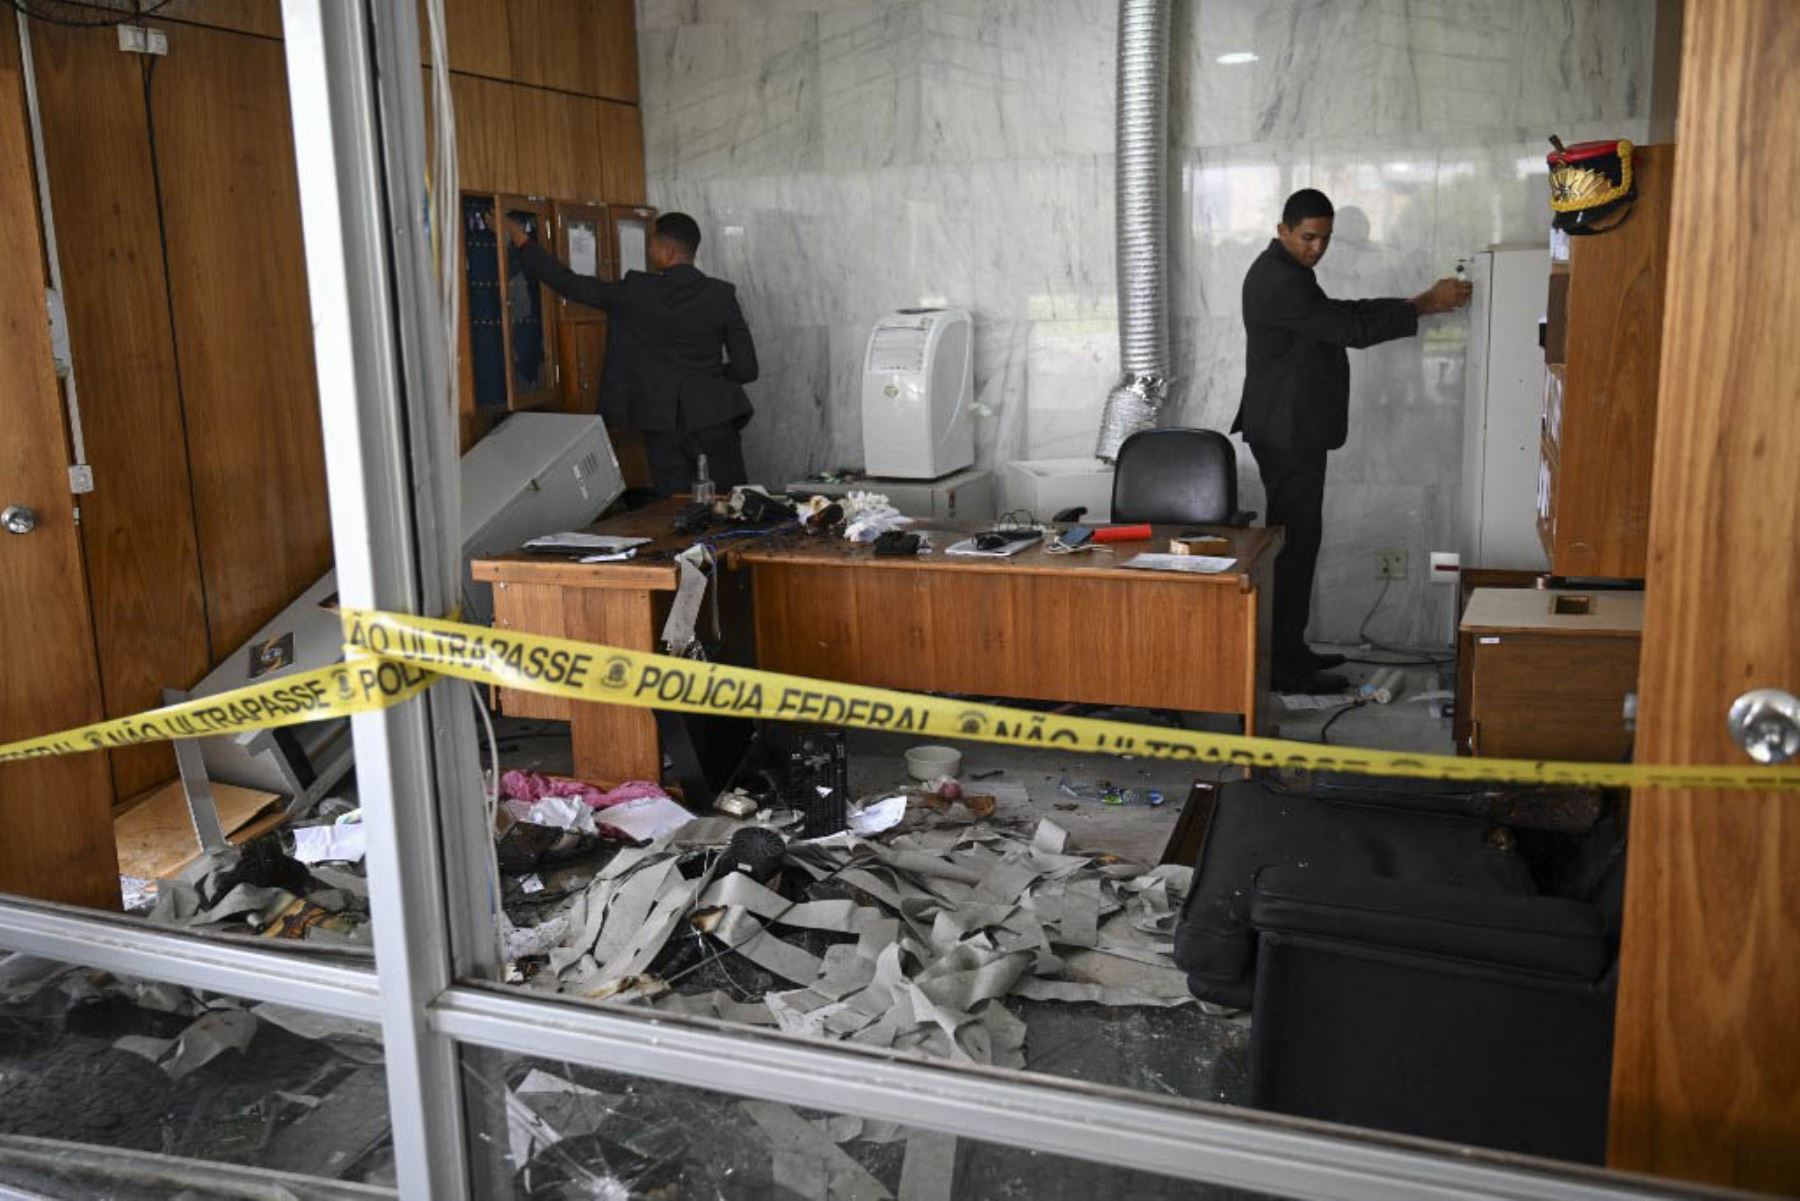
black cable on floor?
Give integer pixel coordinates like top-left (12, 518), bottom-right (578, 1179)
top-left (1318, 700), bottom-right (1366, 745)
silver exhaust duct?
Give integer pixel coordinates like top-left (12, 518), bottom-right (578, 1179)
top-left (1095, 0), bottom-right (1172, 462)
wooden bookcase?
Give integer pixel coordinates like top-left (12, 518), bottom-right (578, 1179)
top-left (1537, 143), bottom-right (1674, 579)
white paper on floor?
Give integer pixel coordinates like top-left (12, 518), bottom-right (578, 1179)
top-left (519, 816), bottom-right (1195, 1074)
top-left (848, 795), bottom-right (908, 836)
top-left (598, 795), bottom-right (695, 842)
top-left (291, 824), bottom-right (368, 864)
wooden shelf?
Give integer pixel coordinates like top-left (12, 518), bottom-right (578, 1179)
top-left (1534, 144), bottom-right (1673, 580)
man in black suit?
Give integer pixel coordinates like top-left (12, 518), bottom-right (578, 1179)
top-left (507, 211), bottom-right (758, 497)
top-left (1232, 188), bottom-right (1469, 693)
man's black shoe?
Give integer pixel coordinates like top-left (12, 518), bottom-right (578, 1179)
top-left (1302, 648), bottom-right (1347, 670)
top-left (1271, 668), bottom-right (1351, 694)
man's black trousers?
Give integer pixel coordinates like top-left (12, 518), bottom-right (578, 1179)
top-left (1249, 443), bottom-right (1328, 668)
top-left (642, 423), bottom-right (749, 498)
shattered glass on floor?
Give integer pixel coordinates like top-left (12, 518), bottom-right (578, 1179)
top-left (469, 1049), bottom-right (1285, 1201)
top-left (0, 954), bottom-right (395, 1197)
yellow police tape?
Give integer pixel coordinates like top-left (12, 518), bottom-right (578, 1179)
top-left (0, 654), bottom-right (435, 766)
top-left (3, 607), bottom-right (1797, 794)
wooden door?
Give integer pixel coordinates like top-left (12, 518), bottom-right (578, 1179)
top-left (28, 22), bottom-right (209, 803)
top-left (0, 67), bottom-right (119, 909)
top-left (1608, 0), bottom-right (1800, 1190)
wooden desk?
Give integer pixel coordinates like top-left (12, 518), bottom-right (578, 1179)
top-left (737, 523), bottom-right (1279, 732)
top-left (473, 500), bottom-right (1281, 783)
top-left (471, 505), bottom-right (691, 784)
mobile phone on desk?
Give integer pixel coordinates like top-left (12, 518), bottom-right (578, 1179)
top-left (1061, 525), bottom-right (1094, 549)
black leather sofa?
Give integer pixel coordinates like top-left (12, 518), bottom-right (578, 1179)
top-left (1173, 771), bottom-right (1624, 1163)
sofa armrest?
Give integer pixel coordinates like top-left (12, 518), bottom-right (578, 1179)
top-left (1249, 866), bottom-right (1607, 979)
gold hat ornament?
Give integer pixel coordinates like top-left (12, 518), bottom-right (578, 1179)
top-left (1547, 135), bottom-right (1636, 235)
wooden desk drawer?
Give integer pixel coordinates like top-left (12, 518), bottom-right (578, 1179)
top-left (1464, 631), bottom-right (1639, 761)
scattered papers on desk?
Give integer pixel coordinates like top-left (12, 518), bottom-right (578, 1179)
top-left (597, 794), bottom-right (696, 843)
top-left (578, 548), bottom-right (637, 563)
top-left (945, 532), bottom-right (1042, 557)
top-left (1120, 552), bottom-right (1236, 574)
top-left (522, 533), bottom-right (650, 554)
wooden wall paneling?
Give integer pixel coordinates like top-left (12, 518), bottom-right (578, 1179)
top-left (147, 22), bottom-right (331, 660)
top-left (30, 22), bottom-right (208, 802)
top-left (419, 0), bottom-right (514, 78)
top-left (507, 0), bottom-right (590, 93)
top-left (568, 94), bottom-right (606, 201)
top-left (152, 0), bottom-right (283, 39)
top-left (449, 72), bottom-right (519, 194)
top-left (511, 83), bottom-right (583, 199)
top-left (1609, 0), bottom-right (1800, 1191)
top-left (591, 0), bottom-right (639, 101)
top-left (595, 99), bottom-right (645, 204)
top-left (0, 65), bottom-right (120, 909)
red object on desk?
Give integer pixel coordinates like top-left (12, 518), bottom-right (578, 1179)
top-left (1092, 523), bottom-right (1153, 543)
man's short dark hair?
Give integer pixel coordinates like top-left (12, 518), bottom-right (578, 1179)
top-left (1281, 189), bottom-right (1335, 228)
top-left (654, 212), bottom-right (702, 256)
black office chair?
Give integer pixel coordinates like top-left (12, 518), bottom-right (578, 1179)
top-left (1110, 428), bottom-right (1253, 526)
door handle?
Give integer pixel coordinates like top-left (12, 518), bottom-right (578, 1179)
top-left (1727, 688), bottom-right (1800, 765)
top-left (2, 505), bottom-right (37, 535)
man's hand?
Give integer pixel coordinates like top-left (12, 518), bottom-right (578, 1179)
top-left (1412, 276), bottom-right (1473, 315)
top-left (503, 217), bottom-right (529, 249)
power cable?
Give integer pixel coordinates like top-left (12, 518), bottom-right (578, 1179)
top-left (7, 0), bottom-right (169, 28)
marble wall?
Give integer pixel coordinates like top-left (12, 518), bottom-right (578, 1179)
top-left (634, 0), bottom-right (1656, 646)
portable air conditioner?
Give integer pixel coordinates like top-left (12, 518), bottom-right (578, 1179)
top-left (860, 307), bottom-right (974, 479)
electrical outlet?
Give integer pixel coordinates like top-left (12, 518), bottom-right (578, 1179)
top-left (1377, 549), bottom-right (1408, 579)
top-left (116, 24), bottom-right (169, 55)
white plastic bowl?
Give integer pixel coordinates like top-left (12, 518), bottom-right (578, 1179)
top-left (904, 745), bottom-right (962, 782)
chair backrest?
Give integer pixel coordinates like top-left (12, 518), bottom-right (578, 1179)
top-left (1110, 428), bottom-right (1238, 525)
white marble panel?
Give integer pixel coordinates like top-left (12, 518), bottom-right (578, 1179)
top-left (1371, 0), bottom-right (1521, 136)
top-left (1022, 320), bottom-right (1119, 460)
top-left (739, 324), bottom-right (836, 487)
top-left (1314, 481), bottom-right (1459, 647)
top-left (1514, 0), bottom-right (1653, 129)
top-left (972, 319), bottom-right (1031, 467)
top-left (1169, 0), bottom-right (1264, 149)
top-left (820, 4), bottom-right (926, 171)
top-left (1239, 0), bottom-right (1385, 143)
top-left (966, 155), bottom-right (1116, 322)
top-left (918, 0), bottom-right (1115, 166)
top-left (638, 17), bottom-right (822, 181)
top-left (1172, 144), bottom-right (1312, 320)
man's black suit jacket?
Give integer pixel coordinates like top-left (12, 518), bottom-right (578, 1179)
top-left (1231, 239), bottom-right (1418, 451)
top-left (515, 240), bottom-right (758, 432)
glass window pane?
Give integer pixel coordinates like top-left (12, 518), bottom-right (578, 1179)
top-left (461, 1046), bottom-right (1290, 1200)
top-left (474, 704), bottom-right (1637, 1176)
top-left (504, 208), bottom-right (549, 395)
top-left (0, 952), bottom-right (392, 1197)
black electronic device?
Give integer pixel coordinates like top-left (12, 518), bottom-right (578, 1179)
top-left (774, 728), bottom-right (849, 838)
top-left (873, 531), bottom-right (922, 557)
top-left (1052, 505), bottom-right (1088, 523)
top-left (1060, 525), bottom-right (1094, 549)
top-left (672, 502), bottom-right (714, 534)
top-left (974, 529), bottom-right (1038, 553)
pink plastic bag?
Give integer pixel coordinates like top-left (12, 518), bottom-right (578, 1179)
top-left (499, 770), bottom-right (666, 810)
